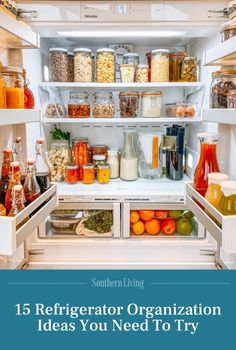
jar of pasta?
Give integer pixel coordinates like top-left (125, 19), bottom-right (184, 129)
top-left (181, 57), bottom-right (197, 82)
top-left (151, 49), bottom-right (169, 82)
top-left (169, 52), bottom-right (186, 82)
top-left (136, 64), bottom-right (149, 83)
top-left (96, 48), bottom-right (115, 83)
top-left (98, 163), bottom-right (110, 184)
top-left (93, 91), bottom-right (115, 118)
top-left (1, 66), bottom-right (24, 108)
top-left (83, 164), bottom-right (95, 184)
top-left (68, 91), bottom-right (90, 118)
top-left (74, 48), bottom-right (92, 83)
top-left (49, 48), bottom-right (68, 82)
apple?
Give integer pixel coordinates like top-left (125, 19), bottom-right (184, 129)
top-left (161, 218), bottom-right (176, 235)
top-left (154, 210), bottom-right (169, 219)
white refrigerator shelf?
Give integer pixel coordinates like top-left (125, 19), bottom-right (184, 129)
top-left (0, 109), bottom-right (41, 125)
top-left (204, 36), bottom-right (236, 66)
top-left (202, 108), bottom-right (236, 125)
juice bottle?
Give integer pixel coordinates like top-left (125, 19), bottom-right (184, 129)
top-left (23, 69), bottom-right (35, 109)
top-left (0, 62), bottom-right (7, 108)
top-left (219, 181), bottom-right (236, 215)
top-left (0, 149), bottom-right (13, 204)
top-left (194, 133), bottom-right (220, 197)
top-left (1, 66), bottom-right (24, 108)
top-left (205, 173), bottom-right (229, 209)
top-left (23, 159), bottom-right (41, 204)
top-left (5, 161), bottom-right (21, 214)
top-left (35, 138), bottom-right (51, 193)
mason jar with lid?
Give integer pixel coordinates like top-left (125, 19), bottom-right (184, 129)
top-left (119, 91), bottom-right (140, 118)
top-left (123, 53), bottom-right (139, 66)
top-left (181, 57), bottom-right (197, 82)
top-left (93, 91), bottom-right (115, 118)
top-left (49, 140), bottom-right (70, 182)
top-left (74, 48), bottom-right (92, 82)
top-left (96, 48), bottom-right (115, 83)
top-left (142, 91), bottom-right (162, 118)
top-left (49, 48), bottom-right (68, 82)
top-left (68, 91), bottom-right (90, 118)
top-left (151, 49), bottom-right (169, 82)
top-left (1, 66), bottom-right (24, 108)
top-left (210, 70), bottom-right (236, 108)
top-left (91, 145), bottom-right (108, 162)
top-left (169, 52), bottom-right (186, 82)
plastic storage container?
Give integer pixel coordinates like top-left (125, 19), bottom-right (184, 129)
top-left (49, 140), bottom-right (70, 182)
top-left (210, 70), bottom-right (236, 108)
top-left (142, 91), bottom-right (162, 117)
top-left (96, 48), bottom-right (115, 83)
top-left (93, 91), bottom-right (115, 118)
top-left (151, 49), bottom-right (169, 82)
top-left (74, 48), bottom-right (92, 83)
top-left (169, 52), bottom-right (186, 82)
top-left (49, 48), bottom-right (68, 82)
top-left (68, 91), bottom-right (90, 118)
top-left (119, 91), bottom-right (139, 118)
top-left (1, 66), bottom-right (24, 108)
top-left (181, 57), bottom-right (197, 82)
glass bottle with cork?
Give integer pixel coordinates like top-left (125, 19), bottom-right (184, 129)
top-left (23, 159), bottom-right (41, 204)
top-left (5, 161), bottom-right (21, 214)
top-left (8, 185), bottom-right (27, 224)
top-left (23, 68), bottom-right (35, 109)
top-left (0, 149), bottom-right (13, 204)
top-left (13, 136), bottom-right (26, 183)
top-left (35, 138), bottom-right (51, 194)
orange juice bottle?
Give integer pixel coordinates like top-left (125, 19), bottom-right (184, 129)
top-left (0, 63), bottom-right (7, 108)
top-left (1, 66), bottom-right (24, 109)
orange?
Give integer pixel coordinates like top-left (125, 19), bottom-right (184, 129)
top-left (130, 210), bottom-right (140, 224)
top-left (132, 221), bottom-right (145, 235)
top-left (139, 210), bottom-right (155, 222)
top-left (145, 219), bottom-right (161, 235)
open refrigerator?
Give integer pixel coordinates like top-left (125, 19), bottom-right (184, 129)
top-left (0, 0), bottom-right (236, 270)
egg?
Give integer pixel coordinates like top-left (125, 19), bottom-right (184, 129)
top-left (186, 106), bottom-right (196, 117)
top-left (176, 106), bottom-right (185, 117)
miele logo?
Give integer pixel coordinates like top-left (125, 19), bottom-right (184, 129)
top-left (84, 15), bottom-right (98, 18)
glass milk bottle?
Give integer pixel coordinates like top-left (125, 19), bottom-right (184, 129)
top-left (120, 129), bottom-right (138, 181)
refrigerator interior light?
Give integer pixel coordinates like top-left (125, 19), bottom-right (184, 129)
top-left (57, 30), bottom-right (187, 37)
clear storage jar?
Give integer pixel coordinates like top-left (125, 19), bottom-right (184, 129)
top-left (67, 52), bottom-right (74, 82)
top-left (210, 70), bottom-right (236, 108)
top-left (49, 140), bottom-right (70, 182)
top-left (74, 48), bottom-right (92, 83)
top-left (169, 52), bottom-right (186, 82)
top-left (142, 91), bottom-right (162, 118)
top-left (97, 163), bottom-right (110, 184)
top-left (107, 149), bottom-right (119, 179)
top-left (119, 91), bottom-right (139, 118)
top-left (68, 91), bottom-right (90, 118)
top-left (135, 64), bottom-right (149, 83)
top-left (93, 91), bottom-right (115, 118)
top-left (96, 48), bottom-right (115, 83)
top-left (49, 48), bottom-right (68, 82)
top-left (0, 63), bottom-right (7, 108)
top-left (151, 49), bottom-right (169, 82)
top-left (119, 64), bottom-right (135, 83)
top-left (221, 18), bottom-right (236, 42)
top-left (227, 89), bottom-right (236, 108)
top-left (123, 53), bottom-right (139, 66)
top-left (1, 66), bottom-right (24, 108)
top-left (181, 57), bottom-right (197, 82)
top-left (91, 145), bottom-right (108, 162)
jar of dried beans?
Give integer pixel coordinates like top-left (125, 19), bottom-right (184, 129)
top-left (74, 48), bottom-right (92, 83)
top-left (119, 91), bottom-right (139, 118)
top-left (96, 48), bottom-right (115, 83)
top-left (210, 70), bottom-right (236, 108)
top-left (49, 48), bottom-right (68, 82)
top-left (93, 91), bottom-right (115, 118)
top-left (68, 91), bottom-right (90, 118)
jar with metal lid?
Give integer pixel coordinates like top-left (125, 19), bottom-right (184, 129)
top-left (49, 48), bottom-right (68, 82)
top-left (221, 17), bottom-right (236, 42)
top-left (123, 53), bottom-right (139, 66)
top-left (68, 91), bottom-right (90, 118)
top-left (91, 145), bottom-right (108, 162)
top-left (135, 64), bottom-right (149, 83)
top-left (96, 48), bottom-right (115, 83)
top-left (119, 64), bottom-right (135, 83)
top-left (74, 48), bottom-right (92, 83)
top-left (219, 181), bottom-right (236, 215)
top-left (97, 163), bottom-right (110, 184)
top-left (119, 91), bottom-right (139, 118)
top-left (67, 52), bottom-right (74, 82)
top-left (227, 89), bottom-right (236, 108)
top-left (82, 163), bottom-right (95, 184)
top-left (93, 154), bottom-right (106, 178)
top-left (107, 149), bottom-right (119, 179)
top-left (93, 91), bottom-right (115, 118)
top-left (65, 163), bottom-right (78, 184)
top-left (210, 70), bottom-right (236, 108)
top-left (151, 49), bottom-right (169, 82)
top-left (181, 57), bottom-right (197, 82)
top-left (142, 91), bottom-right (162, 118)
top-left (73, 138), bottom-right (90, 180)
top-left (169, 52), bottom-right (186, 82)
top-left (1, 66), bottom-right (24, 108)
top-left (49, 140), bottom-right (70, 182)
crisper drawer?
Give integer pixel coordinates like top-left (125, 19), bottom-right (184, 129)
top-left (122, 203), bottom-right (205, 239)
top-left (39, 202), bottom-right (120, 238)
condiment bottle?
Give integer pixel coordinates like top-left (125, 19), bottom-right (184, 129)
top-left (120, 129), bottom-right (138, 181)
top-left (23, 69), bottom-right (35, 109)
top-left (5, 161), bottom-right (21, 214)
top-left (219, 181), bottom-right (236, 215)
top-left (0, 62), bottom-right (7, 108)
top-left (23, 159), bottom-right (41, 204)
top-left (35, 138), bottom-right (51, 193)
top-left (205, 173), bottom-right (229, 209)
top-left (13, 136), bottom-right (26, 183)
top-left (65, 163), bottom-right (78, 184)
top-left (0, 149), bottom-right (13, 204)
top-left (8, 185), bottom-right (26, 217)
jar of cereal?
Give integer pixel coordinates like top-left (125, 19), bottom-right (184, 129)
top-left (74, 48), bottom-right (92, 83)
top-left (96, 48), bottom-right (115, 83)
top-left (151, 49), bottom-right (169, 82)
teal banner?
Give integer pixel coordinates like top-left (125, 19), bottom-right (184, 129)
top-left (0, 270), bottom-right (235, 349)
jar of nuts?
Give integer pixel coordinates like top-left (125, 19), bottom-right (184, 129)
top-left (49, 48), bottom-right (68, 82)
top-left (49, 140), bottom-right (70, 182)
top-left (96, 48), bottom-right (115, 83)
top-left (151, 49), bottom-right (169, 82)
top-left (93, 91), bottom-right (115, 118)
top-left (68, 91), bottom-right (90, 118)
top-left (210, 70), bottom-right (236, 108)
top-left (181, 57), bottom-right (197, 82)
top-left (74, 48), bottom-right (93, 83)
top-left (135, 64), bottom-right (149, 83)
top-left (119, 91), bottom-right (140, 118)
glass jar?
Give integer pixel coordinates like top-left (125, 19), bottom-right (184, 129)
top-left (146, 52), bottom-right (152, 82)
top-left (97, 163), bottom-right (110, 184)
top-left (205, 173), bottom-right (229, 209)
top-left (135, 64), bottom-right (149, 83)
top-left (123, 53), bottom-right (139, 66)
top-left (210, 70), bottom-right (236, 108)
top-left (0, 63), bottom-right (7, 108)
top-left (151, 49), bottom-right (169, 82)
top-left (74, 48), bottom-right (92, 83)
top-left (119, 64), bottom-right (135, 83)
top-left (93, 91), bottom-right (115, 118)
top-left (82, 164), bottom-right (95, 184)
top-left (91, 145), bottom-right (108, 162)
top-left (93, 154), bottom-right (106, 178)
top-left (219, 181), bottom-right (236, 215)
top-left (1, 66), bottom-right (24, 108)
top-left (73, 138), bottom-right (90, 180)
top-left (49, 48), bottom-right (68, 82)
top-left (142, 91), bottom-right (162, 118)
top-left (181, 57), bottom-right (197, 82)
top-left (91, 53), bottom-right (95, 82)
top-left (107, 149), bottom-right (119, 179)
top-left (221, 18), bottom-right (236, 42)
top-left (120, 129), bottom-right (138, 181)
top-left (49, 140), bottom-right (70, 182)
top-left (67, 52), bottom-right (74, 82)
top-left (68, 91), bottom-right (90, 118)
top-left (119, 91), bottom-right (139, 118)
top-left (96, 48), bottom-right (115, 83)
top-left (65, 163), bottom-right (78, 184)
top-left (169, 52), bottom-right (186, 82)
top-left (227, 89), bottom-right (236, 108)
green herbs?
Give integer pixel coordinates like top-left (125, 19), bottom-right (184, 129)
top-left (84, 210), bottom-right (113, 234)
top-left (50, 126), bottom-right (70, 143)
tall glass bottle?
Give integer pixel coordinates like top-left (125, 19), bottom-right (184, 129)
top-left (8, 185), bottom-right (26, 217)
top-left (194, 133), bottom-right (220, 197)
top-left (23, 68), bottom-right (35, 109)
top-left (23, 159), bottom-right (41, 204)
top-left (120, 129), bottom-right (138, 181)
top-left (35, 138), bottom-right (51, 193)
top-left (0, 149), bottom-right (13, 204)
top-left (13, 136), bottom-right (26, 183)
top-left (5, 161), bottom-right (21, 214)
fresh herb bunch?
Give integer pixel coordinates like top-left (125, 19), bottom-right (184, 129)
top-left (50, 126), bottom-right (71, 143)
top-left (84, 211), bottom-right (113, 234)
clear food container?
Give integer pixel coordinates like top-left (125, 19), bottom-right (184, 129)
top-left (181, 57), bottom-right (197, 82)
top-left (96, 48), bottom-right (115, 83)
top-left (65, 163), bottom-right (78, 184)
top-left (227, 89), bottom-right (236, 108)
top-left (119, 64), bottom-right (135, 83)
top-left (176, 103), bottom-right (197, 118)
top-left (82, 163), bottom-right (95, 184)
top-left (141, 91), bottom-right (162, 118)
top-left (98, 163), bottom-right (110, 184)
top-left (119, 91), bottom-right (140, 118)
top-left (165, 103), bottom-right (177, 117)
top-left (68, 91), bottom-right (90, 118)
top-left (169, 52), bottom-right (186, 82)
top-left (135, 64), bottom-right (149, 83)
top-left (49, 140), bottom-right (70, 182)
top-left (221, 18), bottom-right (236, 42)
top-left (210, 70), bottom-right (236, 108)
top-left (67, 52), bottom-right (74, 82)
top-left (151, 49), bottom-right (169, 82)
top-left (93, 91), bottom-right (115, 118)
top-left (49, 48), bottom-right (68, 82)
top-left (1, 66), bottom-right (24, 108)
top-left (123, 53), bottom-right (139, 66)
top-left (74, 48), bottom-right (92, 83)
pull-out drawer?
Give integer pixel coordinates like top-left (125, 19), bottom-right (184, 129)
top-left (122, 202), bottom-right (205, 239)
top-left (0, 184), bottom-right (57, 256)
top-left (39, 202), bottom-right (120, 238)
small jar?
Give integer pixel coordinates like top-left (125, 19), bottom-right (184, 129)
top-left (93, 91), bottom-right (115, 118)
top-left (49, 140), bottom-right (70, 182)
top-left (98, 163), bottom-right (110, 184)
top-left (219, 181), bottom-right (236, 215)
top-left (74, 48), bottom-right (92, 83)
top-left (181, 57), bottom-right (197, 82)
top-left (68, 91), bottom-right (90, 118)
top-left (66, 163), bottom-right (78, 184)
top-left (227, 89), bottom-right (236, 108)
top-left (205, 173), bottom-right (229, 209)
top-left (73, 138), bottom-right (90, 180)
top-left (67, 52), bottom-right (74, 82)
top-left (82, 163), bottom-right (95, 184)
top-left (123, 53), bottom-right (139, 66)
top-left (210, 70), bottom-right (236, 108)
top-left (93, 154), bottom-right (106, 178)
top-left (151, 49), bottom-right (169, 82)
top-left (119, 64), bottom-right (135, 83)
top-left (107, 149), bottom-right (119, 179)
top-left (142, 91), bottom-right (162, 118)
top-left (169, 52), bottom-right (186, 82)
top-left (96, 48), bottom-right (115, 83)
top-left (135, 64), bottom-right (149, 83)
top-left (1, 66), bottom-right (24, 108)
top-left (119, 91), bottom-right (139, 118)
top-left (91, 145), bottom-right (108, 162)
top-left (49, 48), bottom-right (68, 82)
